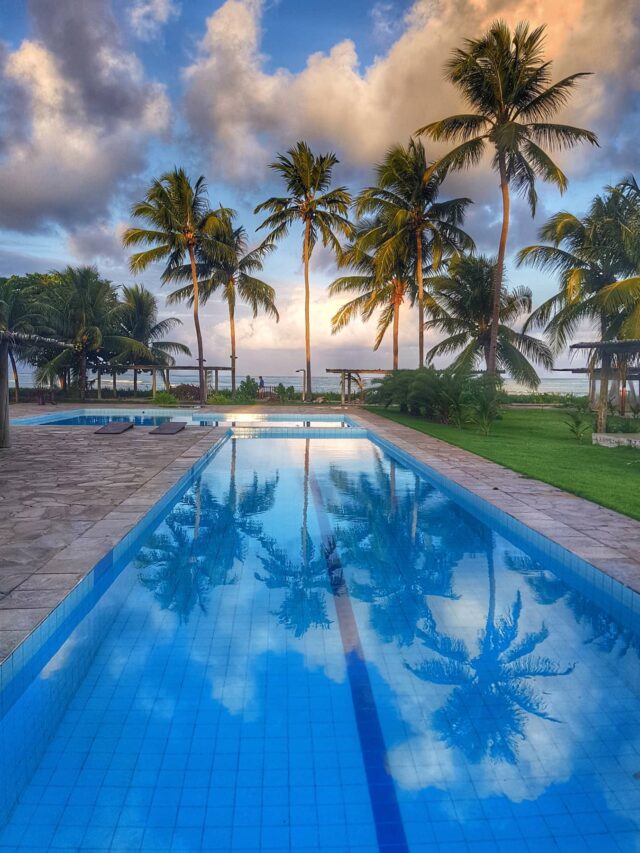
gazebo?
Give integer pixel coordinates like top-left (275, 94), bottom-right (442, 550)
top-left (569, 340), bottom-right (640, 432)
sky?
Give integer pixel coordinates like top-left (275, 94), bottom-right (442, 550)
top-left (0, 0), bottom-right (638, 376)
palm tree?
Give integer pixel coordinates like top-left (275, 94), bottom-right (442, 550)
top-left (122, 168), bottom-right (231, 403)
top-left (167, 214), bottom-right (279, 394)
top-left (255, 141), bottom-right (352, 397)
top-left (0, 277), bottom-right (40, 402)
top-left (329, 220), bottom-right (416, 369)
top-left (356, 139), bottom-right (474, 365)
top-left (417, 20), bottom-right (597, 376)
top-left (424, 255), bottom-right (552, 387)
top-left (118, 284), bottom-right (191, 395)
top-left (36, 266), bottom-right (151, 401)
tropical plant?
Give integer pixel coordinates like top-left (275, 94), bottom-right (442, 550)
top-left (0, 277), bottom-right (40, 402)
top-left (255, 141), bottom-right (352, 397)
top-left (153, 390), bottom-right (178, 405)
top-left (563, 408), bottom-right (591, 441)
top-left (167, 213), bottom-right (278, 394)
top-left (35, 266), bottom-right (150, 401)
top-left (425, 255), bottom-right (553, 387)
top-left (355, 139), bottom-right (474, 365)
top-left (238, 375), bottom-right (259, 399)
top-left (418, 20), bottom-right (597, 375)
top-left (118, 283), bottom-right (190, 394)
top-left (122, 168), bottom-right (231, 403)
top-left (329, 219), bottom-right (416, 369)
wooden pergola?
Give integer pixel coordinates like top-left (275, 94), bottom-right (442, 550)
top-left (326, 368), bottom-right (392, 404)
top-left (569, 340), bottom-right (640, 432)
top-left (93, 364), bottom-right (232, 399)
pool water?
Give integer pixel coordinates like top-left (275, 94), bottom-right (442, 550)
top-left (11, 410), bottom-right (354, 429)
top-left (1, 436), bottom-right (639, 852)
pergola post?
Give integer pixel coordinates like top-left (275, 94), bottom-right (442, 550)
top-left (97, 370), bottom-right (102, 400)
top-left (112, 370), bottom-right (117, 398)
top-left (0, 338), bottom-right (10, 449)
top-left (596, 353), bottom-right (611, 434)
top-left (152, 369), bottom-right (157, 398)
top-left (341, 371), bottom-right (345, 406)
top-left (347, 372), bottom-right (352, 403)
top-left (214, 369), bottom-right (219, 393)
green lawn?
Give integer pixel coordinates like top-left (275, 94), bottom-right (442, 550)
top-left (366, 406), bottom-right (640, 521)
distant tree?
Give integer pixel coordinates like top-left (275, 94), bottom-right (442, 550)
top-left (418, 20), bottom-right (597, 375)
top-left (356, 139), bottom-right (474, 365)
top-left (425, 255), bottom-right (553, 387)
top-left (255, 141), bottom-right (352, 397)
top-left (123, 168), bottom-right (231, 402)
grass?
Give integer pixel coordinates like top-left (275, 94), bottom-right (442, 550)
top-left (366, 406), bottom-right (640, 521)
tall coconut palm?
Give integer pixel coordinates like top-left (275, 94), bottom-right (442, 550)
top-left (118, 284), bottom-right (191, 394)
top-left (122, 168), bottom-right (231, 403)
top-left (37, 266), bottom-right (151, 401)
top-left (417, 20), bottom-right (597, 376)
top-left (356, 139), bottom-right (474, 365)
top-left (255, 141), bottom-right (352, 397)
top-left (167, 214), bottom-right (279, 394)
top-left (329, 220), bottom-right (416, 370)
top-left (424, 255), bottom-right (553, 387)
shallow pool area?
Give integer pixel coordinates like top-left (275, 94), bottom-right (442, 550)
top-left (1, 431), bottom-right (639, 852)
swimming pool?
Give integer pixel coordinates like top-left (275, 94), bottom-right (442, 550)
top-left (1, 431), bottom-right (639, 851)
top-left (11, 409), bottom-right (355, 430)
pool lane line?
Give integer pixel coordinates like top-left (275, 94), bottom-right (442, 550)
top-left (309, 472), bottom-right (410, 853)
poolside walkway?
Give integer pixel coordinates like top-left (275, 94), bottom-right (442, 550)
top-left (0, 421), bottom-right (222, 661)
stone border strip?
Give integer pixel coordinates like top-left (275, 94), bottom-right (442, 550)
top-left (352, 410), bottom-right (640, 595)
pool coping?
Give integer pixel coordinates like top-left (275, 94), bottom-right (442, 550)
top-left (351, 409), bottom-right (640, 597)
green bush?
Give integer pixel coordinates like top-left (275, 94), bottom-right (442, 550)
top-left (238, 376), bottom-right (259, 399)
top-left (607, 416), bottom-right (640, 434)
top-left (563, 408), bottom-right (592, 442)
top-left (153, 390), bottom-right (178, 405)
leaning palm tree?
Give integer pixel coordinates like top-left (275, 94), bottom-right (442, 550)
top-left (255, 141), bottom-right (352, 398)
top-left (356, 139), bottom-right (474, 365)
top-left (424, 255), bottom-right (553, 387)
top-left (329, 220), bottom-right (416, 370)
top-left (167, 214), bottom-right (279, 394)
top-left (417, 20), bottom-right (597, 376)
top-left (122, 168), bottom-right (231, 403)
top-left (118, 284), bottom-right (191, 394)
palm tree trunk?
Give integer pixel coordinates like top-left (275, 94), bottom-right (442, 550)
top-left (487, 154), bottom-right (510, 376)
top-left (79, 352), bottom-right (87, 402)
top-left (416, 230), bottom-right (424, 367)
top-left (8, 347), bottom-right (19, 403)
top-left (597, 353), bottom-right (610, 434)
top-left (228, 289), bottom-right (236, 396)
top-left (393, 282), bottom-right (401, 371)
top-left (0, 338), bottom-right (10, 448)
top-left (303, 220), bottom-right (312, 399)
top-left (133, 369), bottom-right (138, 396)
top-left (188, 243), bottom-right (206, 404)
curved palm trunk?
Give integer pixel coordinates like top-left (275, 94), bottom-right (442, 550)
top-left (0, 338), bottom-right (10, 448)
top-left (488, 154), bottom-right (510, 376)
top-left (303, 220), bottom-right (312, 398)
top-left (228, 286), bottom-right (236, 396)
top-left (188, 243), bottom-right (207, 404)
top-left (8, 347), bottom-right (19, 403)
top-left (416, 230), bottom-right (425, 367)
top-left (392, 280), bottom-right (402, 371)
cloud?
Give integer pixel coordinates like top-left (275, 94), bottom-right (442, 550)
top-left (183, 0), bottom-right (640, 188)
top-left (0, 0), bottom-right (169, 232)
top-left (128, 0), bottom-right (181, 41)
top-left (67, 221), bottom-right (128, 266)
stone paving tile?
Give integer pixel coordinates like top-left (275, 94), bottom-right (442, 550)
top-left (0, 421), bottom-right (223, 661)
top-left (354, 409), bottom-right (640, 595)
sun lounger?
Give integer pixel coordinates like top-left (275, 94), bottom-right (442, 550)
top-left (94, 421), bottom-right (134, 434)
top-left (150, 421), bottom-right (187, 435)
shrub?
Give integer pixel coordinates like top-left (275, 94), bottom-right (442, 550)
top-left (238, 376), bottom-right (259, 399)
top-left (606, 416), bottom-right (640, 434)
top-left (563, 408), bottom-right (591, 442)
top-left (153, 390), bottom-right (178, 405)
top-left (171, 383), bottom-right (200, 402)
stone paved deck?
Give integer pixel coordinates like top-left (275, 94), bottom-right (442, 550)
top-left (0, 421), bottom-right (223, 661)
top-left (353, 409), bottom-right (640, 595)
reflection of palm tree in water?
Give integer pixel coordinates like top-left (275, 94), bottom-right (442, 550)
top-left (408, 533), bottom-right (575, 765)
top-left (326, 452), bottom-right (474, 646)
top-left (138, 438), bottom-right (278, 622)
top-left (255, 439), bottom-right (334, 637)
top-left (506, 553), bottom-right (640, 658)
